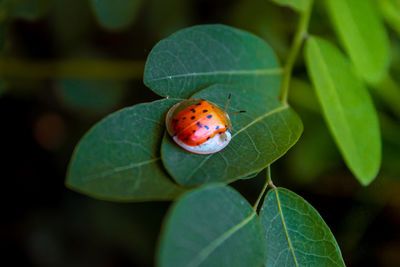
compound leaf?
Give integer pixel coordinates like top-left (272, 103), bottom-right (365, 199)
top-left (158, 184), bottom-right (265, 267)
top-left (326, 0), bottom-right (390, 84)
top-left (161, 84), bottom-right (303, 186)
top-left (66, 99), bottom-right (184, 201)
top-left (260, 187), bottom-right (346, 267)
top-left (144, 24), bottom-right (282, 98)
top-left (305, 36), bottom-right (381, 185)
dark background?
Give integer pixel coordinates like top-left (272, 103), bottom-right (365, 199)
top-left (1, 0), bottom-right (400, 266)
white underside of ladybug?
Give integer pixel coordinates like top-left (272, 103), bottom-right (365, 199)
top-left (172, 130), bottom-right (232, 154)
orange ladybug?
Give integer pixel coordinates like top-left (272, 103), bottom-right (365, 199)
top-left (166, 94), bottom-right (244, 154)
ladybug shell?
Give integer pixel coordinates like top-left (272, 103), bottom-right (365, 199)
top-left (166, 99), bottom-right (232, 154)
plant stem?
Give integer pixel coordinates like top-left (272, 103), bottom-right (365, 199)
top-left (0, 59), bottom-right (144, 80)
top-left (279, 1), bottom-right (314, 104)
top-left (253, 166), bottom-right (274, 211)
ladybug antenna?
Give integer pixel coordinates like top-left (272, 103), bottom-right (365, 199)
top-left (224, 93), bottom-right (232, 113)
top-left (225, 93), bottom-right (246, 114)
top-left (229, 110), bottom-right (246, 115)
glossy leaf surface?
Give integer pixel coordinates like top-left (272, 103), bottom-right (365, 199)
top-left (162, 84), bottom-right (303, 186)
top-left (326, 0), bottom-right (390, 84)
top-left (66, 99), bottom-right (184, 201)
top-left (305, 37), bottom-right (381, 185)
top-left (260, 188), bottom-right (345, 266)
top-left (158, 184), bottom-right (265, 267)
top-left (144, 24), bottom-right (282, 98)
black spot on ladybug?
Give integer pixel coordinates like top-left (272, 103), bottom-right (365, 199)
top-left (207, 115), bottom-right (212, 119)
top-left (173, 119), bottom-right (179, 123)
top-left (191, 116), bottom-right (195, 120)
top-left (205, 125), bottom-right (210, 130)
top-left (196, 122), bottom-right (202, 128)
top-left (195, 102), bottom-right (202, 106)
top-left (203, 109), bottom-right (208, 113)
top-left (184, 137), bottom-right (189, 141)
top-left (207, 137), bottom-right (210, 140)
top-left (190, 108), bottom-right (196, 113)
top-left (182, 117), bottom-right (186, 120)
top-left (193, 130), bottom-right (196, 133)
top-left (216, 126), bottom-right (220, 130)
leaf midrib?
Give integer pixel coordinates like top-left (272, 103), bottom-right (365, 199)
top-left (185, 105), bottom-right (289, 181)
top-left (274, 189), bottom-right (299, 267)
top-left (187, 212), bottom-right (256, 267)
top-left (147, 68), bottom-right (283, 83)
top-left (80, 157), bottom-right (160, 183)
top-left (311, 39), bottom-right (361, 172)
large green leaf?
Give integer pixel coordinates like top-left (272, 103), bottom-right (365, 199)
top-left (305, 37), bottom-right (381, 185)
top-left (158, 184), bottom-right (265, 267)
top-left (378, 0), bottom-right (400, 36)
top-left (270, 0), bottom-right (310, 12)
top-left (66, 99), bottom-right (185, 202)
top-left (90, 0), bottom-right (143, 29)
top-left (326, 0), bottom-right (390, 84)
top-left (143, 24), bottom-right (282, 98)
top-left (260, 188), bottom-right (345, 266)
top-left (161, 84), bottom-right (303, 186)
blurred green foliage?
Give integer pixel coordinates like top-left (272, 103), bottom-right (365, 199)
top-left (1, 0), bottom-right (400, 266)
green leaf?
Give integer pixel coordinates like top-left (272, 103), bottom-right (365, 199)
top-left (270, 0), bottom-right (310, 12)
top-left (158, 184), bottom-right (265, 267)
top-left (90, 0), bottom-right (143, 29)
top-left (161, 84), bottom-right (303, 186)
top-left (9, 0), bottom-right (52, 20)
top-left (378, 0), bottom-right (400, 36)
top-left (326, 0), bottom-right (390, 84)
top-left (260, 188), bottom-right (346, 266)
top-left (143, 24), bottom-right (282, 99)
top-left (66, 99), bottom-right (185, 202)
top-left (305, 36), bottom-right (381, 185)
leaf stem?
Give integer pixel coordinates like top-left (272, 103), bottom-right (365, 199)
top-left (279, 0), bottom-right (314, 104)
top-left (253, 166), bottom-right (274, 211)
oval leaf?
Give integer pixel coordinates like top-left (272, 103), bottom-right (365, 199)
top-left (326, 0), bottom-right (390, 84)
top-left (158, 184), bottom-right (265, 267)
top-left (66, 99), bottom-right (184, 201)
top-left (161, 84), bottom-right (303, 186)
top-left (270, 0), bottom-right (310, 12)
top-left (90, 0), bottom-right (143, 29)
top-left (144, 24), bottom-right (282, 98)
top-left (260, 187), bottom-right (346, 267)
top-left (305, 36), bottom-right (381, 185)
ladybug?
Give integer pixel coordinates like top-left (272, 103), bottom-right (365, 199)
top-left (165, 94), bottom-right (244, 154)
